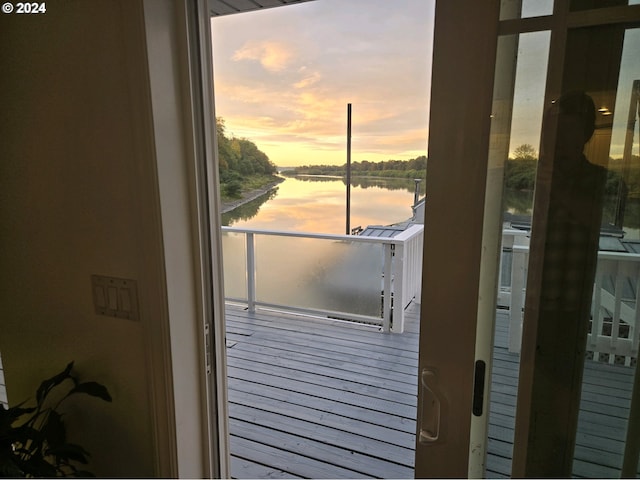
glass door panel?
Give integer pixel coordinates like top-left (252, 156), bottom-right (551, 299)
top-left (572, 26), bottom-right (640, 477)
top-left (486, 4), bottom-right (640, 475)
top-left (483, 29), bottom-right (551, 478)
top-left (508, 20), bottom-right (640, 477)
top-left (500, 0), bottom-right (554, 20)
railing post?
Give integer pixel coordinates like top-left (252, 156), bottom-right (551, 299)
top-left (382, 243), bottom-right (393, 332)
top-left (498, 232), bottom-right (515, 308)
top-left (391, 242), bottom-right (405, 333)
top-left (509, 246), bottom-right (527, 353)
top-left (246, 232), bottom-right (256, 313)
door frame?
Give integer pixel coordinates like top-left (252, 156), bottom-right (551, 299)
top-left (415, 1), bottom-right (501, 477)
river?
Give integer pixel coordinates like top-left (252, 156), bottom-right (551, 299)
top-left (221, 175), bottom-right (426, 234)
top-left (221, 174), bottom-right (640, 239)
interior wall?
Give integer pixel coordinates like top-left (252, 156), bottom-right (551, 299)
top-left (0, 1), bottom-right (192, 476)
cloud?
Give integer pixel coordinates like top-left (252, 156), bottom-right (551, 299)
top-left (232, 40), bottom-right (294, 72)
top-left (294, 71), bottom-right (321, 89)
top-left (212, 0), bottom-right (434, 165)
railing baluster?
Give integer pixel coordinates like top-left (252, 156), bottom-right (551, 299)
top-left (509, 246), bottom-right (527, 353)
top-left (392, 242), bottom-right (404, 333)
top-left (246, 232), bottom-right (256, 313)
top-left (591, 263), bottom-right (604, 361)
top-left (382, 243), bottom-right (393, 332)
top-left (611, 261), bottom-right (624, 364)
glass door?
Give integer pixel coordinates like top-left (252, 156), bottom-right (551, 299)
top-left (416, 1), bottom-right (640, 477)
top-left (490, 3), bottom-right (640, 478)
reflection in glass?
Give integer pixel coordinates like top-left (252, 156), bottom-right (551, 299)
top-left (484, 30), bottom-right (550, 477)
top-left (489, 16), bottom-right (640, 480)
top-left (500, 0), bottom-right (554, 20)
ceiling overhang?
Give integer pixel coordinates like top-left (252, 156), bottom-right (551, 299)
top-left (209, 0), bottom-right (316, 17)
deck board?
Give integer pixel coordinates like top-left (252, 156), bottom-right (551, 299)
top-left (227, 304), bottom-right (420, 479)
top-left (226, 304), bottom-right (638, 478)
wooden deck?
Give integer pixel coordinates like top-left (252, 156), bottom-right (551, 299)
top-left (225, 303), bottom-right (638, 478)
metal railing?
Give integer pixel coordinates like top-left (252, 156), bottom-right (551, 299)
top-left (221, 225), bottom-right (424, 333)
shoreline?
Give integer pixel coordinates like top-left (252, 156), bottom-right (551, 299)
top-left (220, 177), bottom-right (285, 214)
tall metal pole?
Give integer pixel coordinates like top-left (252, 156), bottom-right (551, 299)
top-left (346, 103), bottom-right (352, 235)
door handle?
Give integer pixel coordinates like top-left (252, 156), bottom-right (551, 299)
top-left (418, 368), bottom-right (446, 444)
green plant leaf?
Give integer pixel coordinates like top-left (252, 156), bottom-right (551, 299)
top-left (36, 361), bottom-right (74, 406)
top-left (12, 424), bottom-right (45, 450)
top-left (42, 410), bottom-right (66, 449)
top-left (69, 382), bottom-right (112, 402)
top-left (19, 453), bottom-right (58, 477)
top-left (47, 443), bottom-right (90, 464)
top-left (0, 404), bottom-right (36, 434)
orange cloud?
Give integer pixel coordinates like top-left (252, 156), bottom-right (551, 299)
top-left (294, 71), bottom-right (322, 89)
top-left (232, 40), bottom-right (294, 72)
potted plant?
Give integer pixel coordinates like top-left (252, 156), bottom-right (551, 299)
top-left (0, 361), bottom-right (111, 477)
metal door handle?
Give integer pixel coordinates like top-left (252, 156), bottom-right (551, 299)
top-left (419, 368), bottom-right (445, 444)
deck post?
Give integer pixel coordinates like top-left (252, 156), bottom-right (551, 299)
top-left (391, 242), bottom-right (405, 333)
top-left (382, 243), bottom-right (393, 332)
top-left (246, 232), bottom-right (256, 313)
top-left (508, 246), bottom-right (527, 353)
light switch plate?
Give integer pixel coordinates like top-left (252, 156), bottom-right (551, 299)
top-left (91, 275), bottom-right (139, 321)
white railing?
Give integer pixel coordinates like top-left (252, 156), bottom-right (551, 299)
top-left (221, 225), bottom-right (424, 333)
top-left (502, 231), bottom-right (640, 364)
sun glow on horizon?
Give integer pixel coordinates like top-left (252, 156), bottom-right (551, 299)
top-left (211, 0), bottom-right (434, 167)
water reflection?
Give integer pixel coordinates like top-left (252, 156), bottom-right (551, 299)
top-left (294, 174), bottom-right (428, 194)
top-left (504, 188), bottom-right (639, 239)
top-left (222, 176), bottom-right (421, 234)
top-left (504, 189), bottom-right (535, 215)
top-left (221, 177), bottom-right (639, 239)
top-left (221, 189), bottom-right (278, 226)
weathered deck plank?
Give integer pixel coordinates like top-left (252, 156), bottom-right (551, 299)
top-left (227, 303), bottom-right (420, 478)
top-left (487, 311), bottom-right (638, 478)
top-left (227, 304), bottom-right (638, 478)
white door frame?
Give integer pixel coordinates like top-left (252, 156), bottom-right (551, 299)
top-left (415, 1), bottom-right (500, 477)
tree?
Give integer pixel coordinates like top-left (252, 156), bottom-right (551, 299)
top-left (503, 144), bottom-right (538, 190)
top-left (512, 144), bottom-right (537, 161)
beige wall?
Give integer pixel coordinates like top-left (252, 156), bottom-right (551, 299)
top-left (0, 1), bottom-right (211, 476)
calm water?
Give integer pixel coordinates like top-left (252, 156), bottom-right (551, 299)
top-left (221, 175), bottom-right (640, 239)
top-left (222, 175), bottom-right (425, 234)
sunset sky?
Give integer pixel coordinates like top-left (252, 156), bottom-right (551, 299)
top-left (210, 0), bottom-right (434, 167)
top-left (210, 1), bottom-right (639, 167)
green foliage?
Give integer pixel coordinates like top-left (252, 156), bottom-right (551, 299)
top-left (512, 144), bottom-right (537, 161)
top-left (216, 117), bottom-right (278, 199)
top-left (0, 362), bottom-right (111, 477)
top-left (504, 158), bottom-right (537, 190)
top-left (282, 156), bottom-right (428, 179)
top-left (223, 179), bottom-right (243, 198)
top-left (503, 147), bottom-right (640, 198)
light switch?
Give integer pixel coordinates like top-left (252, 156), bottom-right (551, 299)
top-left (107, 287), bottom-right (118, 310)
top-left (94, 285), bottom-right (106, 309)
top-left (91, 275), bottom-right (139, 321)
top-left (120, 288), bottom-right (131, 312)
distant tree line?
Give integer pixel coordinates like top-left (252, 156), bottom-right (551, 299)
top-left (282, 156), bottom-right (428, 179)
top-left (217, 118), bottom-right (278, 197)
top-left (504, 143), bottom-right (638, 197)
